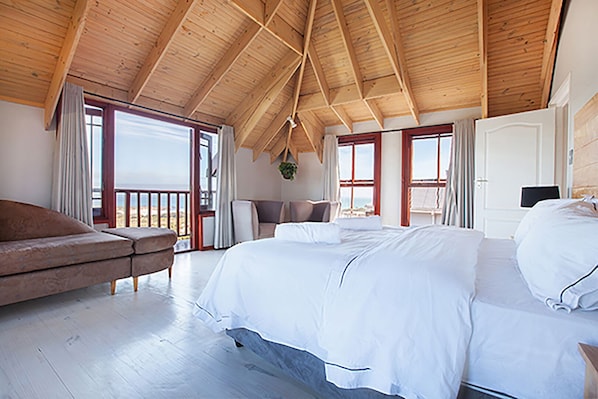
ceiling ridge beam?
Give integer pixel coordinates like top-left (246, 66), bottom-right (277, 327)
top-left (44, 0), bottom-right (91, 130)
top-left (477, 0), bottom-right (488, 118)
top-left (227, 51), bottom-right (301, 126)
top-left (365, 0), bottom-right (419, 124)
top-left (183, 23), bottom-right (261, 117)
top-left (540, 0), bottom-right (564, 107)
top-left (128, 0), bottom-right (197, 104)
top-left (233, 57), bottom-right (302, 149)
top-left (230, 0), bottom-right (302, 55)
top-left (253, 96), bottom-right (293, 161)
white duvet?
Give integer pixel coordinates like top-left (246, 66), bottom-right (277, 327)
top-left (194, 225), bottom-right (484, 399)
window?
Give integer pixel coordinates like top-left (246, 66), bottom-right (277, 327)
top-left (85, 105), bottom-right (104, 218)
top-left (199, 131), bottom-right (218, 211)
top-left (401, 124), bottom-right (453, 226)
top-left (338, 133), bottom-right (381, 217)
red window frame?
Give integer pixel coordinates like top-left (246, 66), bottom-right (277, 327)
top-left (338, 133), bottom-right (382, 216)
top-left (401, 124), bottom-right (453, 226)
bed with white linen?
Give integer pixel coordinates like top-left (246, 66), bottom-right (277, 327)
top-left (194, 201), bottom-right (598, 399)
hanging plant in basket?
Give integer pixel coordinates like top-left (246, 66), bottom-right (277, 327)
top-left (278, 161), bottom-right (297, 180)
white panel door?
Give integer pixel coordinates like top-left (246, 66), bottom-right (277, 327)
top-left (474, 108), bottom-right (556, 238)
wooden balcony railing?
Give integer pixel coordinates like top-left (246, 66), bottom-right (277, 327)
top-left (115, 189), bottom-right (191, 238)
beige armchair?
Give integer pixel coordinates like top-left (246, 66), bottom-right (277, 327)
top-left (289, 200), bottom-right (339, 223)
top-left (232, 200), bottom-right (285, 243)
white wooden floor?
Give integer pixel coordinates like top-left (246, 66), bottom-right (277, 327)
top-left (0, 250), bottom-right (319, 399)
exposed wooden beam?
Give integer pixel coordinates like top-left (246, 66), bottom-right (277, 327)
top-left (297, 111), bottom-right (324, 162)
top-left (307, 43), bottom-right (330, 106)
top-left (264, 0), bottom-right (284, 25)
top-left (477, 0), bottom-right (488, 118)
top-left (230, 0), bottom-right (302, 55)
top-left (331, 105), bottom-right (352, 133)
top-left (298, 75), bottom-right (402, 112)
top-left (365, 0), bottom-right (419, 124)
top-left (128, 0), bottom-right (197, 104)
top-left (288, 139), bottom-right (300, 164)
top-left (44, 0), bottom-right (91, 130)
top-left (253, 96), bottom-right (293, 161)
top-left (232, 55), bottom-right (302, 149)
top-left (540, 0), bottom-right (564, 107)
top-left (184, 23), bottom-right (261, 117)
top-left (364, 98), bottom-right (384, 130)
top-left (283, 124), bottom-right (294, 161)
top-left (227, 51), bottom-right (301, 126)
top-left (290, 0), bottom-right (317, 118)
top-left (384, 0), bottom-right (419, 125)
top-left (331, 0), bottom-right (363, 98)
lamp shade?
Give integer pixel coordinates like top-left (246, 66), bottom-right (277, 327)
top-left (520, 186), bottom-right (560, 208)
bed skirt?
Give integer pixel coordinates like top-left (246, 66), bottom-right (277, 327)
top-left (226, 328), bottom-right (504, 399)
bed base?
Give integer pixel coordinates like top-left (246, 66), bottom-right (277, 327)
top-left (226, 328), bottom-right (503, 399)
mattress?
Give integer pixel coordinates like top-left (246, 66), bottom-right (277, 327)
top-left (465, 238), bottom-right (598, 399)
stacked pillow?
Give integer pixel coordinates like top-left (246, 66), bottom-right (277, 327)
top-left (515, 198), bottom-right (598, 312)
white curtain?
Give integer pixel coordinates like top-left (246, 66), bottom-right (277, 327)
top-left (441, 118), bottom-right (476, 228)
top-left (214, 125), bottom-right (237, 249)
top-left (322, 134), bottom-right (340, 202)
top-left (51, 82), bottom-right (93, 226)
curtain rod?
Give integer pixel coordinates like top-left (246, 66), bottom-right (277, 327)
top-left (83, 91), bottom-right (222, 129)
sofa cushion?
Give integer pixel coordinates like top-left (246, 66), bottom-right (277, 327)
top-left (102, 227), bottom-right (177, 254)
top-left (0, 200), bottom-right (94, 242)
top-left (0, 232), bottom-right (133, 276)
top-left (131, 248), bottom-right (174, 277)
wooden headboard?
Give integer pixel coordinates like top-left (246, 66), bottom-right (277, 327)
top-left (573, 93), bottom-right (598, 198)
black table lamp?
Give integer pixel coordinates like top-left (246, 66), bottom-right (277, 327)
top-left (520, 186), bottom-right (560, 208)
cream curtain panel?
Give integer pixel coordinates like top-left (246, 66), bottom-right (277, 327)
top-left (441, 118), bottom-right (476, 228)
top-left (322, 134), bottom-right (340, 202)
top-left (214, 125), bottom-right (237, 249)
top-left (51, 82), bottom-right (93, 226)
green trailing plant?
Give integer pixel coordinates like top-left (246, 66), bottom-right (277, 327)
top-left (278, 161), bottom-right (297, 180)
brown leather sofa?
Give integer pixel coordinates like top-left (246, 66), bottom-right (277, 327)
top-left (0, 200), bottom-right (176, 307)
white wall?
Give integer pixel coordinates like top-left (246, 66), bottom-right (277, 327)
top-left (0, 100), bottom-right (54, 207)
top-left (235, 148), bottom-right (282, 200)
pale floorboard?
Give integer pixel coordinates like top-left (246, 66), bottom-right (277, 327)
top-left (0, 250), bottom-right (318, 399)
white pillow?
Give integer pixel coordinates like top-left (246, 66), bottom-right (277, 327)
top-left (516, 208), bottom-right (598, 312)
top-left (514, 199), bottom-right (596, 246)
top-left (334, 215), bottom-right (382, 231)
top-left (274, 222), bottom-right (341, 244)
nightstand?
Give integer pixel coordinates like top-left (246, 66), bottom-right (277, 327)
top-left (579, 343), bottom-right (598, 399)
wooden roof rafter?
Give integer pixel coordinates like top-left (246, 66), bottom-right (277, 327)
top-left (364, 0), bottom-right (419, 125)
top-left (253, 96), bottom-right (293, 161)
top-left (128, 0), bottom-right (198, 104)
top-left (540, 0), bottom-right (564, 107)
top-left (44, 0), bottom-right (91, 130)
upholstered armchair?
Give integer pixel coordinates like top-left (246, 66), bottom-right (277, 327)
top-left (289, 200), bottom-right (339, 223)
top-left (232, 200), bottom-right (285, 243)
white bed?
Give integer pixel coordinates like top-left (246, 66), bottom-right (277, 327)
top-left (195, 220), bottom-right (598, 399)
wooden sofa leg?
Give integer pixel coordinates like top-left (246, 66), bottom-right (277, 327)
top-left (168, 266), bottom-right (172, 279)
top-left (133, 276), bottom-right (138, 292)
top-left (110, 280), bottom-right (116, 295)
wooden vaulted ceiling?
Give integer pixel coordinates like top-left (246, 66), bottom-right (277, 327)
top-left (1, 0), bottom-right (563, 163)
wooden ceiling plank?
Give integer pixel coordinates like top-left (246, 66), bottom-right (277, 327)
top-left (540, 0), bottom-right (564, 107)
top-left (364, 98), bottom-right (384, 130)
top-left (265, 0), bottom-right (284, 26)
top-left (288, 138), bottom-right (300, 164)
top-left (283, 124), bottom-right (294, 161)
top-left (364, 0), bottom-right (419, 124)
top-left (290, 0), bottom-right (318, 117)
top-left (183, 23), bottom-right (261, 117)
top-left (128, 0), bottom-right (197, 104)
top-left (234, 58), bottom-right (301, 149)
top-left (384, 0), bottom-right (419, 125)
top-left (307, 43), bottom-right (330, 106)
top-left (267, 14), bottom-right (304, 55)
top-left (44, 0), bottom-right (91, 129)
top-left (477, 0), bottom-right (488, 118)
top-left (298, 111), bottom-right (324, 162)
top-left (230, 0), bottom-right (265, 25)
top-left (330, 0), bottom-right (363, 98)
top-left (331, 104), bottom-right (352, 133)
top-left (269, 132), bottom-right (287, 163)
top-left (227, 51), bottom-right (301, 126)
top-left (253, 96), bottom-right (293, 160)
